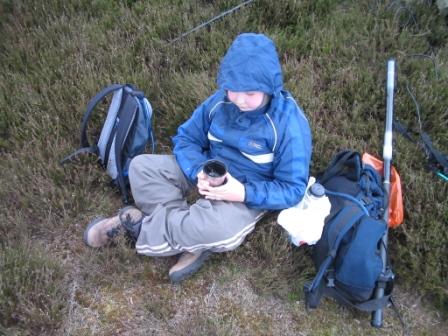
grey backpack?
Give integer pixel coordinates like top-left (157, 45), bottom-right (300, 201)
top-left (61, 84), bottom-right (155, 203)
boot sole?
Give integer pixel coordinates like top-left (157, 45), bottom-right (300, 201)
top-left (169, 251), bottom-right (212, 283)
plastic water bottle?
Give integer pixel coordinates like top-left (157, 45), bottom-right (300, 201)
top-left (301, 183), bottom-right (326, 210)
top-left (277, 181), bottom-right (331, 246)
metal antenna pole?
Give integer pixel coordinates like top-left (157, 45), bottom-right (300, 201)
top-left (371, 58), bottom-right (395, 328)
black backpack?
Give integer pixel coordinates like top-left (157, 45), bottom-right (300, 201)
top-left (61, 84), bottom-right (156, 204)
top-left (304, 150), bottom-right (394, 312)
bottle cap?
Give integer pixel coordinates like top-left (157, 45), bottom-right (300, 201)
top-left (309, 183), bottom-right (325, 197)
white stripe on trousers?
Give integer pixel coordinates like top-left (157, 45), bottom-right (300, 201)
top-left (136, 212), bottom-right (265, 255)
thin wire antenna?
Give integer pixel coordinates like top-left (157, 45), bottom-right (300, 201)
top-left (405, 82), bottom-right (423, 133)
top-left (166, 0), bottom-right (256, 45)
top-left (407, 52), bottom-right (439, 79)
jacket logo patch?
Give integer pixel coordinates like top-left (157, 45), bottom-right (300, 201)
top-left (248, 140), bottom-right (263, 150)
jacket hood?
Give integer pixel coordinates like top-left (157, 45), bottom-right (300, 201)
top-left (217, 33), bottom-right (283, 96)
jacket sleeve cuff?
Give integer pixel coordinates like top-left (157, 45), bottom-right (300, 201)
top-left (190, 165), bottom-right (203, 184)
top-left (243, 183), bottom-right (255, 206)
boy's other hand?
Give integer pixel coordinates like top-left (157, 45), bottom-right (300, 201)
top-left (197, 172), bottom-right (245, 202)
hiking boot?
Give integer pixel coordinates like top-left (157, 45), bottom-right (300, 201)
top-left (83, 206), bottom-right (144, 248)
top-left (169, 251), bottom-right (212, 283)
top-left (83, 216), bottom-right (122, 248)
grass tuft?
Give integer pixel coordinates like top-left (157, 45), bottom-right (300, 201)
top-left (0, 242), bottom-right (68, 334)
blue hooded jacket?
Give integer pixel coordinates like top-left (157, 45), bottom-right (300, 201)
top-left (172, 33), bottom-right (312, 210)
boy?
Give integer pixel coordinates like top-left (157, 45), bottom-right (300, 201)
top-left (84, 33), bottom-right (312, 283)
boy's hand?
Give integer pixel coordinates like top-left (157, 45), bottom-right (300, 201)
top-left (197, 171), bottom-right (245, 202)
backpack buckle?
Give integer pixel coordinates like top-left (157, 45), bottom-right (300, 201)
top-left (326, 271), bottom-right (335, 287)
top-left (378, 268), bottom-right (395, 283)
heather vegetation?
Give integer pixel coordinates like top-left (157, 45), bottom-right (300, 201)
top-left (1, 0), bottom-right (447, 335)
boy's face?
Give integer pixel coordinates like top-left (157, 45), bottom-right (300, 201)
top-left (227, 91), bottom-right (266, 111)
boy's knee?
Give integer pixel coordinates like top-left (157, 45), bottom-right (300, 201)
top-left (129, 154), bottom-right (145, 176)
top-left (129, 155), bottom-right (142, 182)
top-left (128, 154), bottom-right (154, 187)
top-left (129, 154), bottom-right (164, 184)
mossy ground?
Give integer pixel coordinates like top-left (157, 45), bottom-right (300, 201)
top-left (1, 0), bottom-right (447, 335)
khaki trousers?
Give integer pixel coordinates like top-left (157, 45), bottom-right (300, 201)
top-left (128, 154), bottom-right (265, 257)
